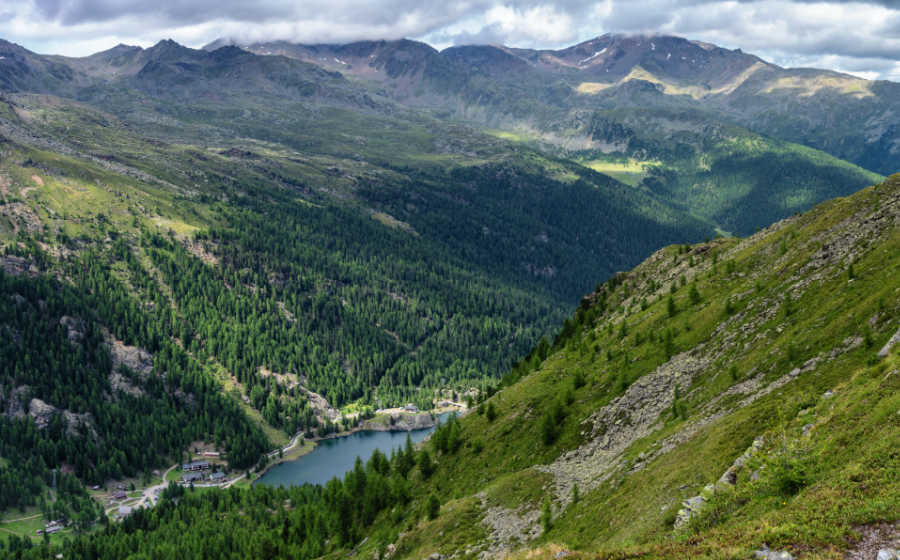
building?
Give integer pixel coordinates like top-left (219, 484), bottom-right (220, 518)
top-left (202, 451), bottom-right (220, 457)
top-left (181, 461), bottom-right (211, 471)
top-left (404, 403), bottom-right (419, 412)
top-left (112, 490), bottom-right (127, 500)
top-left (118, 505), bottom-right (133, 517)
top-left (182, 472), bottom-right (204, 483)
top-left (209, 471), bottom-right (226, 482)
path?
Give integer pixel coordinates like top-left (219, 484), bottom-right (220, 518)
top-left (224, 430), bottom-right (306, 488)
top-left (0, 513), bottom-right (41, 524)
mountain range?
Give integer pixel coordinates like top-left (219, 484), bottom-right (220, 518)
top-left (0, 30), bottom-right (897, 557)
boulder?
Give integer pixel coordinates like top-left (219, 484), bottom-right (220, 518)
top-left (674, 495), bottom-right (706, 529)
top-left (878, 325), bottom-right (900, 358)
top-left (877, 549), bottom-right (900, 560)
top-left (753, 547), bottom-right (794, 560)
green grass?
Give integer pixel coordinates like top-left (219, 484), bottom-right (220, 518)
top-left (582, 158), bottom-right (655, 187)
top-left (357, 175), bottom-right (900, 559)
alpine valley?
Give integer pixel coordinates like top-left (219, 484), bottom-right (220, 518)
top-left (0, 30), bottom-right (897, 559)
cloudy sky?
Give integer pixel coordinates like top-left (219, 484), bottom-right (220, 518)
top-left (2, 0), bottom-right (899, 80)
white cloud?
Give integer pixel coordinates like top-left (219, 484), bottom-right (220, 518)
top-left (0, 0), bottom-right (898, 79)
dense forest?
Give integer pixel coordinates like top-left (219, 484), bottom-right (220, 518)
top-left (0, 244), bottom-right (269, 511)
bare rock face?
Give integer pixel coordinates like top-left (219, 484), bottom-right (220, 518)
top-left (28, 397), bottom-right (58, 429)
top-left (106, 336), bottom-right (154, 377)
top-left (26, 397), bottom-right (94, 436)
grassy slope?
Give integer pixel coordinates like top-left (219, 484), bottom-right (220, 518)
top-left (354, 174), bottom-right (900, 560)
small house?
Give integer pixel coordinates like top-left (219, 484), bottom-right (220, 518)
top-left (112, 490), bottom-right (127, 500)
top-left (209, 472), bottom-right (226, 482)
top-left (118, 505), bottom-right (133, 517)
top-left (181, 461), bottom-right (211, 471)
top-left (404, 403), bottom-right (419, 413)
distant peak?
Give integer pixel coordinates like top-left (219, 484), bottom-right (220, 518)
top-left (203, 37), bottom-right (241, 51)
top-left (152, 38), bottom-right (183, 49)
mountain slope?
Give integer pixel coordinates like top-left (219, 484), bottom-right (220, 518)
top-left (377, 172), bottom-right (900, 559)
top-left (20, 173), bottom-right (898, 559)
top-left (238, 33), bottom-right (900, 177)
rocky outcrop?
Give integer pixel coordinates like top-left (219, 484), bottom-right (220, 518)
top-left (106, 335), bottom-right (154, 377)
top-left (27, 397), bottom-right (94, 437)
top-left (674, 436), bottom-right (764, 529)
top-left (0, 255), bottom-right (38, 276)
top-left (878, 324), bottom-right (900, 358)
top-left (362, 412), bottom-right (436, 431)
top-left (299, 385), bottom-right (341, 422)
top-left (27, 397), bottom-right (58, 429)
top-left (477, 491), bottom-right (542, 559)
top-left (537, 350), bottom-right (710, 506)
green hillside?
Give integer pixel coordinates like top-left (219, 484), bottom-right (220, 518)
top-left (0, 85), bottom-right (714, 525)
top-left (15, 174), bottom-right (897, 559)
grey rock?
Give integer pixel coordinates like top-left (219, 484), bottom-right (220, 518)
top-left (878, 325), bottom-right (900, 358)
top-left (802, 423), bottom-right (814, 435)
top-left (877, 549), bottom-right (900, 560)
top-left (107, 337), bottom-right (154, 377)
top-left (753, 547), bottom-right (794, 560)
top-left (674, 495), bottom-right (706, 529)
top-left (28, 398), bottom-right (58, 429)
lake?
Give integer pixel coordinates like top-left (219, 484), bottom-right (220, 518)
top-left (255, 413), bottom-right (451, 488)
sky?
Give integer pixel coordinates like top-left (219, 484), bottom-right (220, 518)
top-left (1, 0), bottom-right (899, 81)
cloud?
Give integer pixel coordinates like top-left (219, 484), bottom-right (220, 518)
top-left (1, 0), bottom-right (898, 79)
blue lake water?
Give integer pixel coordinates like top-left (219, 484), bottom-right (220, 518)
top-left (255, 413), bottom-right (451, 488)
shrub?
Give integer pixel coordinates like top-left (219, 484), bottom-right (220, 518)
top-left (541, 498), bottom-right (553, 533)
top-left (541, 401), bottom-right (566, 445)
top-left (667, 295), bottom-right (678, 317)
top-left (485, 402), bottom-right (497, 422)
top-left (426, 494), bottom-right (440, 520)
top-left (769, 452), bottom-right (811, 496)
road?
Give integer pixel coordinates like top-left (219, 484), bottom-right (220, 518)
top-left (223, 430), bottom-right (305, 488)
top-left (136, 464), bottom-right (179, 508)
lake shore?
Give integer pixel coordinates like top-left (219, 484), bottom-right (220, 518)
top-left (248, 407), bottom-right (465, 484)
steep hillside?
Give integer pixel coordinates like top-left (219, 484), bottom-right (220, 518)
top-left (22, 174), bottom-right (899, 559)
top-left (376, 173), bottom-right (900, 559)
